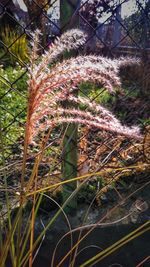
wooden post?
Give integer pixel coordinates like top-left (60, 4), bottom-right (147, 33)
top-left (60, 0), bottom-right (80, 213)
top-left (60, 0), bottom-right (80, 30)
top-left (112, 2), bottom-right (121, 48)
top-left (24, 0), bottom-right (51, 47)
top-left (141, 0), bottom-right (150, 98)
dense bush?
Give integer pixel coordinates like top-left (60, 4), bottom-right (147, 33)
top-left (0, 26), bottom-right (29, 67)
top-left (0, 65), bottom-right (27, 161)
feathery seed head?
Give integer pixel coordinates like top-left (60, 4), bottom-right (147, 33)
top-left (116, 56), bottom-right (141, 69)
top-left (26, 28), bottom-right (143, 144)
top-left (57, 29), bottom-right (87, 50)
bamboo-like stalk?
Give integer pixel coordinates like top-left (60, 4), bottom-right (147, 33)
top-left (60, 0), bottom-right (80, 213)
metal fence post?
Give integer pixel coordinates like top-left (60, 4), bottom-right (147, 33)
top-left (60, 0), bottom-right (80, 213)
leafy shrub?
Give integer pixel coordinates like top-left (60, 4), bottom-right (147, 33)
top-left (0, 65), bottom-right (27, 162)
top-left (79, 82), bottom-right (116, 106)
top-left (1, 26), bottom-right (29, 66)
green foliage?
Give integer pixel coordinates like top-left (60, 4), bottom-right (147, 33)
top-left (124, 1), bottom-right (150, 47)
top-left (124, 12), bottom-right (142, 44)
top-left (1, 26), bottom-right (29, 66)
top-left (0, 65), bottom-right (27, 162)
top-left (79, 82), bottom-right (116, 105)
top-left (139, 118), bottom-right (150, 126)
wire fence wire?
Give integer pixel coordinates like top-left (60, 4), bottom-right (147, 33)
top-left (0, 0), bottom-right (150, 181)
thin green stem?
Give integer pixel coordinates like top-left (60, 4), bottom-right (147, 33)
top-left (21, 179), bottom-right (87, 267)
top-left (80, 222), bottom-right (150, 267)
top-left (0, 119), bottom-right (16, 267)
top-left (16, 101), bottom-right (30, 266)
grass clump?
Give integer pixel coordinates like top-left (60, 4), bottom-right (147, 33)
top-left (0, 28), bottom-right (149, 267)
top-left (0, 26), bottom-right (29, 66)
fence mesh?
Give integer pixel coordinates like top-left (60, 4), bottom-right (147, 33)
top-left (0, 2), bottom-right (149, 161)
top-left (0, 0), bottom-right (150, 264)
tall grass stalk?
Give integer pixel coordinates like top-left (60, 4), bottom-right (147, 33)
top-left (0, 119), bottom-right (16, 267)
top-left (54, 179), bottom-right (150, 266)
top-left (81, 221), bottom-right (150, 267)
top-left (20, 178), bottom-right (88, 266)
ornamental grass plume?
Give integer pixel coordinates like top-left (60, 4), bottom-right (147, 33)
top-left (26, 29), bottom-right (142, 144)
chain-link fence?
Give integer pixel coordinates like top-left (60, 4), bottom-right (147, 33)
top-left (0, 1), bottom-right (149, 167)
top-left (0, 1), bottom-right (150, 265)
